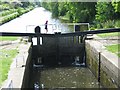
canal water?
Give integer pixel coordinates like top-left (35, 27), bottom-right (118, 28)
top-left (0, 7), bottom-right (72, 33)
top-left (1, 7), bottom-right (102, 88)
top-left (30, 67), bottom-right (102, 89)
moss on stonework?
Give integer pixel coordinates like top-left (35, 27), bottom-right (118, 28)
top-left (86, 48), bottom-right (118, 88)
top-left (94, 60), bottom-right (98, 79)
top-left (100, 69), bottom-right (117, 88)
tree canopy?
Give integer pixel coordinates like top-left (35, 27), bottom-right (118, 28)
top-left (41, 1), bottom-right (120, 28)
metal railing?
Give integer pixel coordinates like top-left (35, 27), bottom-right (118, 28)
top-left (25, 23), bottom-right (90, 33)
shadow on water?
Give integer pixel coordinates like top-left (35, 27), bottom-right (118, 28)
top-left (30, 67), bottom-right (102, 89)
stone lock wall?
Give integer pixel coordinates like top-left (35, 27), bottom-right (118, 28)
top-left (85, 40), bottom-right (119, 88)
top-left (21, 45), bottom-right (33, 88)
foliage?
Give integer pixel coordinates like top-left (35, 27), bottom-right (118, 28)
top-left (21, 2), bottom-right (31, 8)
top-left (1, 12), bottom-right (19, 24)
top-left (62, 2), bottom-right (96, 23)
top-left (58, 2), bottom-right (68, 16)
top-left (42, 1), bottom-right (120, 29)
top-left (0, 7), bottom-right (34, 25)
top-left (0, 49), bottom-right (18, 86)
top-left (115, 20), bottom-right (120, 27)
top-left (112, 1), bottom-right (120, 12)
top-left (102, 20), bottom-right (115, 28)
top-left (41, 2), bottom-right (51, 11)
top-left (0, 9), bottom-right (17, 16)
top-left (42, 2), bottom-right (96, 23)
top-left (95, 2), bottom-right (120, 28)
top-left (0, 1), bottom-right (34, 25)
top-left (0, 3), bottom-right (12, 11)
top-left (95, 2), bottom-right (115, 23)
top-left (51, 2), bottom-right (59, 18)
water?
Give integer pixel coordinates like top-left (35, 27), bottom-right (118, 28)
top-left (0, 7), bottom-right (72, 33)
top-left (30, 67), bottom-right (101, 89)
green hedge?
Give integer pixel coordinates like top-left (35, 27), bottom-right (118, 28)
top-left (0, 6), bottom-right (34, 25)
top-left (0, 9), bottom-right (17, 16)
top-left (0, 12), bottom-right (19, 24)
top-left (0, 4), bottom-right (11, 11)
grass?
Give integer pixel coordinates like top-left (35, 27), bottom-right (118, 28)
top-left (0, 36), bottom-right (18, 41)
top-left (97, 32), bottom-right (119, 38)
top-left (0, 49), bottom-right (18, 86)
top-left (106, 44), bottom-right (120, 57)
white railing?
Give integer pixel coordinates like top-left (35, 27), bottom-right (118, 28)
top-left (25, 23), bottom-right (90, 34)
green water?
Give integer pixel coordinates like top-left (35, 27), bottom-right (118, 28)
top-left (31, 67), bottom-right (102, 88)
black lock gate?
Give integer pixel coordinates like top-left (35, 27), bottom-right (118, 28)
top-left (1, 28), bottom-right (119, 67)
top-left (32, 33), bottom-right (86, 67)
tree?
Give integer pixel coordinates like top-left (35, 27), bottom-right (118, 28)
top-left (66, 2), bottom-right (96, 23)
top-left (42, 2), bottom-right (96, 23)
top-left (112, 0), bottom-right (120, 12)
top-left (58, 2), bottom-right (68, 16)
top-left (95, 2), bottom-right (115, 23)
top-left (52, 2), bottom-right (59, 17)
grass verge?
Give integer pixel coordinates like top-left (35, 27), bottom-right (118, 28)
top-left (106, 44), bottom-right (120, 57)
top-left (97, 32), bottom-right (119, 38)
top-left (0, 36), bottom-right (18, 41)
top-left (0, 49), bottom-right (18, 86)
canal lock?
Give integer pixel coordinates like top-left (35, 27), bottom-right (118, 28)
top-left (25, 26), bottom-right (103, 89)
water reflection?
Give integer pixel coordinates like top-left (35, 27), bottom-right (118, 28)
top-left (0, 7), bottom-right (88, 35)
top-left (0, 7), bottom-right (74, 34)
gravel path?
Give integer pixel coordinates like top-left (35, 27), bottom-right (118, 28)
top-left (0, 40), bottom-right (21, 50)
top-left (93, 35), bottom-right (120, 46)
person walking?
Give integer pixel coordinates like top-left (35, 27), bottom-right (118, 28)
top-left (45, 20), bottom-right (48, 33)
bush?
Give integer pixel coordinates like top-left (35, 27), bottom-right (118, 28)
top-left (17, 7), bottom-right (25, 15)
top-left (95, 20), bottom-right (115, 29)
top-left (0, 9), bottom-right (17, 16)
top-left (115, 20), bottom-right (120, 28)
top-left (0, 12), bottom-right (19, 24)
top-left (0, 4), bottom-right (11, 11)
top-left (89, 26), bottom-right (96, 30)
top-left (0, 6), bottom-right (34, 25)
top-left (17, 6), bottom-right (34, 15)
top-left (103, 20), bottom-right (115, 28)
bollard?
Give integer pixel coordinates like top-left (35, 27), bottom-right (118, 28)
top-left (75, 25), bottom-right (80, 32)
top-left (35, 26), bottom-right (41, 45)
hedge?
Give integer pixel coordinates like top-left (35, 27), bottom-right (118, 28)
top-left (0, 12), bottom-right (19, 24)
top-left (0, 6), bottom-right (34, 25)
